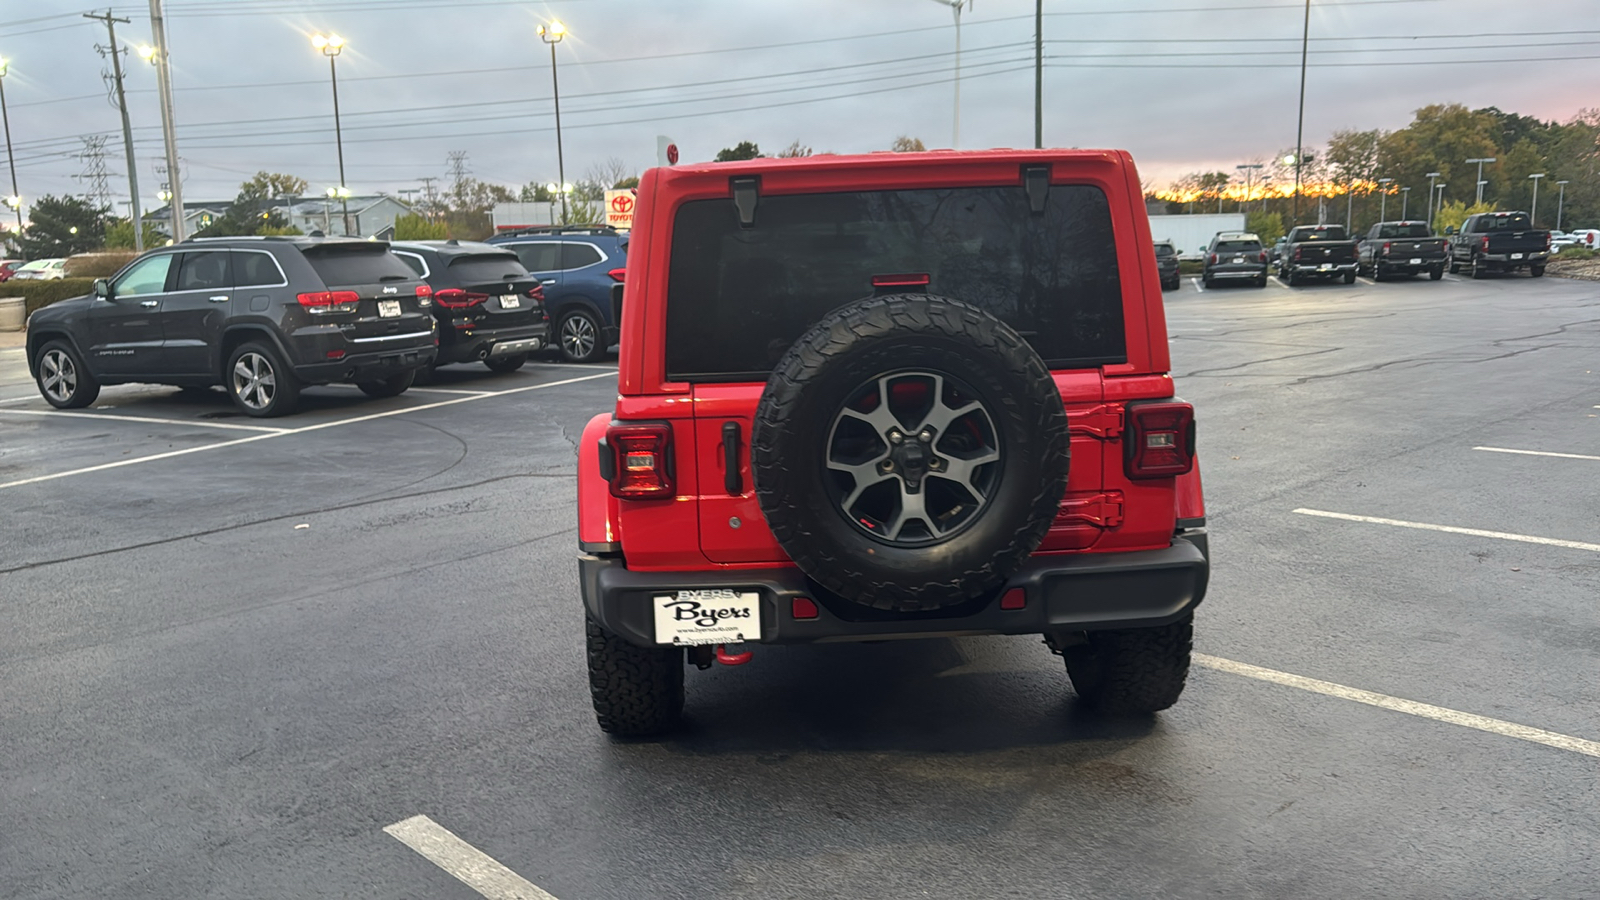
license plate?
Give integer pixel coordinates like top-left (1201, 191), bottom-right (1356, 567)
top-left (1319, 263), bottom-right (1331, 271)
top-left (378, 299), bottom-right (402, 318)
top-left (1232, 257), bottom-right (1244, 264)
top-left (653, 590), bottom-right (761, 645)
top-left (499, 294), bottom-right (520, 309)
top-left (1511, 253), bottom-right (1523, 259)
top-left (1409, 257), bottom-right (1422, 265)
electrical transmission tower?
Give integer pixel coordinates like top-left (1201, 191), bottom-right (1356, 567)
top-left (445, 151), bottom-right (469, 208)
top-left (77, 135), bottom-right (114, 211)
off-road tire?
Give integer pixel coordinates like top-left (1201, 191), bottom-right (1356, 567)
top-left (751, 293), bottom-right (1069, 612)
top-left (484, 352), bottom-right (529, 374)
top-left (1065, 617), bottom-right (1194, 715)
top-left (34, 339), bottom-right (100, 409)
top-left (1529, 265), bottom-right (1546, 278)
top-left (586, 614), bottom-right (683, 737)
top-left (357, 368), bottom-right (416, 398)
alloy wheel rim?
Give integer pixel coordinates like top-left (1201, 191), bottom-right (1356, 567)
top-left (232, 352), bottom-right (276, 410)
top-left (824, 370), bottom-right (1001, 546)
top-left (40, 349), bottom-right (77, 403)
top-left (562, 314), bottom-right (596, 359)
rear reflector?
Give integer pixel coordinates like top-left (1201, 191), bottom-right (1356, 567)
top-left (871, 273), bottom-right (931, 288)
top-left (999, 588), bottom-right (1026, 610)
top-left (606, 422), bottom-right (674, 499)
top-left (792, 597), bottom-right (819, 620)
top-left (1124, 401), bottom-right (1196, 479)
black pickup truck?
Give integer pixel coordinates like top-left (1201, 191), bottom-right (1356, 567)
top-left (1278, 224), bottom-right (1358, 285)
top-left (1448, 211), bottom-right (1551, 278)
top-left (1357, 221), bottom-right (1449, 281)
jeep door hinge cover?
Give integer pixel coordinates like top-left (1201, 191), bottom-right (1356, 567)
top-left (731, 176), bottom-right (760, 228)
top-left (1023, 164), bottom-right (1050, 214)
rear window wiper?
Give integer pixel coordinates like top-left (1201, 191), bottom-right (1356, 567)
top-left (378, 274), bottom-right (409, 282)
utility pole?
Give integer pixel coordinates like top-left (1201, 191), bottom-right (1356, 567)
top-left (0, 58), bottom-right (22, 235)
top-left (86, 10), bottom-right (142, 252)
top-left (1555, 180), bottom-right (1568, 231)
top-left (1466, 157), bottom-right (1495, 206)
top-left (1528, 173), bottom-right (1544, 226)
top-left (148, 0), bottom-right (184, 241)
top-left (1425, 171), bottom-right (1440, 230)
top-left (1291, 0), bottom-right (1311, 226)
top-left (1034, 0), bottom-right (1043, 149)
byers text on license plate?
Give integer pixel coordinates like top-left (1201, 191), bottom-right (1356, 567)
top-left (653, 590), bottom-right (760, 645)
top-left (378, 299), bottom-right (402, 318)
top-left (500, 295), bottom-right (520, 308)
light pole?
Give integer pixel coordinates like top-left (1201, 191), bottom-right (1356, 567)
top-left (537, 21), bottom-right (568, 225)
top-left (1555, 180), bottom-right (1569, 231)
top-left (0, 56), bottom-right (20, 235)
top-left (312, 33), bottom-right (351, 235)
top-left (1465, 157), bottom-right (1495, 206)
top-left (1400, 186), bottom-right (1410, 220)
top-left (1528, 173), bottom-right (1545, 226)
top-left (1433, 170), bottom-right (1446, 227)
top-left (1237, 163), bottom-right (1262, 214)
top-left (145, 0), bottom-right (184, 242)
top-left (928, 0), bottom-right (970, 149)
top-left (1291, 0), bottom-right (1311, 225)
top-left (325, 186), bottom-right (349, 235)
top-left (1377, 177), bottom-right (1393, 222)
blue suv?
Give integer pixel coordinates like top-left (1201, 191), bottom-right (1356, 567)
top-left (486, 226), bottom-right (626, 362)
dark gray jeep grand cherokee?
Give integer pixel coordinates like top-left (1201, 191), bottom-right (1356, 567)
top-left (26, 236), bottom-right (438, 417)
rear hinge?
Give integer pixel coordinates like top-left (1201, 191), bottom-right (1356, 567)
top-left (1054, 491), bottom-right (1125, 528)
top-left (1068, 404), bottom-right (1124, 440)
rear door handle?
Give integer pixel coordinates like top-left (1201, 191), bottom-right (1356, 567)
top-left (540, 279), bottom-right (558, 285)
top-left (139, 300), bottom-right (158, 308)
top-left (209, 295), bottom-right (230, 303)
top-left (722, 421), bottom-right (743, 496)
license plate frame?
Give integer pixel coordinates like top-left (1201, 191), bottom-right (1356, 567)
top-left (653, 590), bottom-right (761, 646)
top-left (377, 299), bottom-right (402, 318)
top-left (500, 294), bottom-right (521, 309)
top-left (1511, 252), bottom-right (1524, 259)
top-left (1409, 257), bottom-right (1423, 265)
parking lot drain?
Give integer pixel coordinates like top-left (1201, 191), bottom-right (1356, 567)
top-left (385, 814), bottom-right (560, 900)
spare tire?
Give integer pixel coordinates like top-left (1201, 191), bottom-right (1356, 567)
top-left (751, 293), bottom-right (1069, 612)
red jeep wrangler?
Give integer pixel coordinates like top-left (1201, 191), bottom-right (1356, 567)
top-left (578, 150), bottom-right (1208, 736)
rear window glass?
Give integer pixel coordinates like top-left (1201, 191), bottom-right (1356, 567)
top-left (1154, 244), bottom-right (1176, 257)
top-left (560, 243), bottom-right (604, 270)
top-left (1377, 224), bottom-right (1432, 238)
top-left (448, 253), bottom-right (527, 281)
top-left (303, 247), bottom-right (416, 285)
top-left (506, 242), bottom-right (561, 273)
top-left (665, 185), bottom-right (1127, 380)
top-left (1215, 240), bottom-right (1261, 253)
top-left (233, 251), bottom-right (285, 287)
top-left (1482, 214), bottom-right (1533, 231)
top-left (1296, 227), bottom-right (1347, 241)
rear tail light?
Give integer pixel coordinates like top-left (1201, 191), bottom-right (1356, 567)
top-left (1381, 241), bottom-right (1391, 255)
top-left (1208, 253), bottom-right (1218, 264)
top-left (1481, 235), bottom-right (1491, 251)
top-left (1293, 247), bottom-right (1303, 260)
top-left (433, 288), bottom-right (490, 309)
top-left (297, 290), bottom-right (360, 314)
top-left (1545, 233), bottom-right (1552, 250)
top-left (526, 284), bottom-right (546, 302)
top-left (607, 268), bottom-right (627, 283)
top-left (1258, 250), bottom-right (1268, 263)
top-left (415, 284), bottom-right (432, 307)
top-left (605, 422), bottom-right (675, 498)
top-left (1124, 401), bottom-right (1196, 479)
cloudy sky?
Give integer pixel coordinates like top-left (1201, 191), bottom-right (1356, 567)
top-left (1, 0), bottom-right (1593, 215)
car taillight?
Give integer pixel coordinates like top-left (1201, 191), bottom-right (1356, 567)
top-left (526, 284), bottom-right (546, 302)
top-left (1258, 250), bottom-right (1268, 263)
top-left (605, 422), bottom-right (675, 498)
top-left (1381, 241), bottom-right (1391, 255)
top-left (1124, 401), bottom-right (1195, 479)
top-left (1481, 235), bottom-right (1490, 251)
top-left (1208, 253), bottom-right (1218, 264)
top-left (1545, 233), bottom-right (1552, 250)
top-left (1293, 247), bottom-right (1303, 260)
top-left (415, 284), bottom-right (432, 307)
top-left (296, 290), bottom-right (360, 314)
top-left (433, 288), bottom-right (490, 309)
top-left (607, 267), bottom-right (626, 283)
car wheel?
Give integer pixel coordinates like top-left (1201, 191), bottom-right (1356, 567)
top-left (1255, 275), bottom-right (1268, 288)
top-left (1448, 259), bottom-right (1461, 274)
top-left (357, 368), bottom-right (416, 398)
top-left (586, 614), bottom-right (683, 737)
top-left (34, 340), bottom-right (100, 409)
top-left (484, 352), bottom-right (528, 374)
top-left (1430, 266), bottom-right (1445, 281)
top-left (411, 362), bottom-right (438, 385)
top-left (1471, 256), bottom-right (1488, 279)
top-left (1064, 616), bottom-right (1193, 714)
top-left (227, 341), bottom-right (300, 418)
top-left (1286, 270), bottom-right (1299, 286)
top-left (751, 293), bottom-right (1070, 613)
top-left (1529, 265), bottom-right (1546, 278)
top-left (557, 308), bottom-right (603, 363)
top-left (1342, 271), bottom-right (1357, 285)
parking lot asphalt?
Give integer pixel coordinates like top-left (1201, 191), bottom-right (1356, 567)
top-left (2, 272), bottom-right (1598, 898)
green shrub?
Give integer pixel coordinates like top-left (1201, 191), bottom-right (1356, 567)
top-left (394, 214), bottom-right (449, 240)
top-left (65, 251), bottom-right (137, 278)
top-left (1553, 246), bottom-right (1597, 259)
top-left (0, 278), bottom-right (97, 316)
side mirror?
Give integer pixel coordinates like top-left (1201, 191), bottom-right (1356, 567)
top-left (93, 278), bottom-right (110, 299)
top-left (1444, 226), bottom-right (1456, 235)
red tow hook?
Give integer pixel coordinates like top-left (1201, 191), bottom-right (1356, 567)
top-left (715, 644), bottom-right (753, 666)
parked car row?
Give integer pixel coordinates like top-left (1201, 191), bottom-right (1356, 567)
top-left (1160, 211), bottom-right (1559, 291)
top-left (5, 257), bottom-right (66, 280)
top-left (20, 229), bottom-right (635, 417)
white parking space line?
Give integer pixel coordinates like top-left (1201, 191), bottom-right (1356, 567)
top-left (0, 396), bottom-right (35, 406)
top-left (0, 370), bottom-right (616, 492)
top-left (1267, 276), bottom-right (1290, 290)
top-left (1294, 508), bottom-right (1600, 554)
top-left (1474, 446), bottom-right (1600, 462)
top-left (1196, 654), bottom-right (1600, 759)
top-left (403, 387), bottom-right (495, 396)
top-left (1190, 277), bottom-right (1204, 293)
top-left (1357, 277), bottom-right (1377, 286)
top-left (0, 408), bottom-right (290, 433)
top-left (385, 815), bottom-right (561, 900)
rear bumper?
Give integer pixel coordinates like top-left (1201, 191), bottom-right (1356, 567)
top-left (1375, 255), bottom-right (1445, 269)
top-left (580, 532), bottom-right (1210, 647)
top-left (1205, 266), bottom-right (1266, 279)
top-left (1479, 251), bottom-right (1548, 265)
top-left (292, 341), bottom-right (436, 384)
top-left (1288, 262), bottom-right (1357, 275)
top-left (436, 323), bottom-right (550, 365)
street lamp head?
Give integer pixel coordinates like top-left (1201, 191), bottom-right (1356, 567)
top-left (1426, 171), bottom-right (1441, 178)
top-left (562, 183), bottom-right (573, 194)
top-left (538, 20), bottom-right (567, 43)
top-left (312, 33), bottom-right (346, 56)
top-left (546, 182), bottom-right (559, 193)
top-left (69, 226), bottom-right (78, 235)
top-left (137, 44), bottom-right (157, 63)
top-left (1529, 173), bottom-right (1545, 180)
top-left (1283, 154), bottom-right (1296, 165)
top-left (1556, 180), bottom-right (1569, 186)
top-left (0, 56), bottom-right (9, 78)
top-left (5, 195), bottom-right (20, 209)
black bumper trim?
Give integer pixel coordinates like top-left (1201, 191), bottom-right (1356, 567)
top-left (294, 344), bottom-right (436, 384)
top-left (580, 533), bottom-right (1209, 647)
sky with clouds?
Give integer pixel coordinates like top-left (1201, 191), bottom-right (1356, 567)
top-left (1, 0), bottom-right (1594, 215)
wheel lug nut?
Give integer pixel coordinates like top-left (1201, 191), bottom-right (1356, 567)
top-left (918, 429), bottom-right (933, 442)
top-left (888, 431), bottom-right (903, 444)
